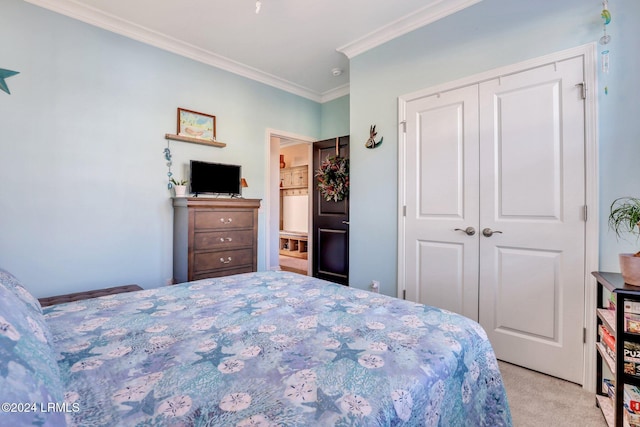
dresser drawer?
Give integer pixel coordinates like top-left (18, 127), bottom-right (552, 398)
top-left (194, 248), bottom-right (253, 273)
top-left (194, 229), bottom-right (254, 250)
top-left (194, 210), bottom-right (254, 230)
top-left (192, 266), bottom-right (253, 280)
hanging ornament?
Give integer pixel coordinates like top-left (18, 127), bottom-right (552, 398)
top-left (164, 143), bottom-right (173, 189)
top-left (601, 1), bottom-right (611, 25)
top-left (599, 1), bottom-right (612, 95)
top-left (601, 50), bottom-right (610, 74)
top-left (600, 1), bottom-right (611, 45)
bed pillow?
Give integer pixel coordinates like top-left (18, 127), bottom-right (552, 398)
top-left (0, 268), bottom-right (43, 315)
top-left (0, 277), bottom-right (67, 426)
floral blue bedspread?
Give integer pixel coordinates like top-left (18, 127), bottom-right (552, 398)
top-left (43, 271), bottom-right (512, 426)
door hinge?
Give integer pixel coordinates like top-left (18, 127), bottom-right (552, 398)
top-left (576, 82), bottom-right (586, 100)
top-left (403, 289), bottom-right (406, 300)
top-left (583, 327), bottom-right (587, 344)
top-left (400, 120), bottom-right (407, 133)
top-left (403, 205), bottom-right (406, 217)
top-left (583, 205), bottom-right (588, 222)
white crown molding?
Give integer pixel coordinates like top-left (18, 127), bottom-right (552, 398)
top-left (25, 0), bottom-right (479, 102)
top-left (23, 0), bottom-right (325, 102)
top-left (320, 83), bottom-right (350, 103)
top-left (336, 0), bottom-right (482, 59)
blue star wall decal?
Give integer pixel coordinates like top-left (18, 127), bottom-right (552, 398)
top-left (0, 68), bottom-right (19, 94)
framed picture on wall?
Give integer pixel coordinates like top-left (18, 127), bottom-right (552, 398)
top-left (177, 108), bottom-right (216, 141)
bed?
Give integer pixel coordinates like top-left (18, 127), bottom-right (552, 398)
top-left (0, 269), bottom-right (512, 426)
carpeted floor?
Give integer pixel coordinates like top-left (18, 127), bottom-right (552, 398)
top-left (499, 361), bottom-right (606, 426)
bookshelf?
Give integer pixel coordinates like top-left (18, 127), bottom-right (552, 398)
top-left (594, 271), bottom-right (640, 427)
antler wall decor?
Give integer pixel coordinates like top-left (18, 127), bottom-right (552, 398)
top-left (365, 125), bottom-right (383, 149)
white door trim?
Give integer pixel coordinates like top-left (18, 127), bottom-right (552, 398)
top-left (265, 129), bottom-right (315, 273)
top-left (397, 43), bottom-right (598, 391)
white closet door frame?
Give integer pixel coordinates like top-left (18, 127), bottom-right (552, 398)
top-left (397, 43), bottom-right (598, 391)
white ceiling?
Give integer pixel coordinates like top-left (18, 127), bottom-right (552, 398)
top-left (25, 0), bottom-right (481, 102)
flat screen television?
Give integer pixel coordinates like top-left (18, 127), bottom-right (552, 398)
top-left (190, 160), bottom-right (241, 196)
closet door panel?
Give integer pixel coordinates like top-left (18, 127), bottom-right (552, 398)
top-left (496, 81), bottom-right (561, 218)
top-left (478, 56), bottom-right (586, 384)
top-left (418, 103), bottom-right (465, 217)
top-left (494, 246), bottom-right (559, 339)
top-left (416, 241), bottom-right (465, 314)
top-left (404, 85), bottom-right (480, 320)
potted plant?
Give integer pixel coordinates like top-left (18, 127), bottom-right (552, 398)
top-left (609, 196), bottom-right (640, 285)
top-left (170, 178), bottom-right (188, 197)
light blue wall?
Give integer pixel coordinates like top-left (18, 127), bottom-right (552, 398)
top-left (0, 0), bottom-right (320, 297)
top-left (349, 0), bottom-right (640, 295)
top-left (320, 95), bottom-right (349, 139)
top-left (597, 0), bottom-right (640, 266)
top-left (3, 0), bottom-right (638, 299)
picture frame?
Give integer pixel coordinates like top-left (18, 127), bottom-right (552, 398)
top-left (177, 108), bottom-right (216, 141)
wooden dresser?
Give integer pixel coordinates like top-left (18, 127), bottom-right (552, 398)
top-left (173, 197), bottom-right (261, 283)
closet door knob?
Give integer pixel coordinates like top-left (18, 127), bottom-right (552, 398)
top-left (482, 228), bottom-right (503, 237)
top-left (454, 227), bottom-right (476, 236)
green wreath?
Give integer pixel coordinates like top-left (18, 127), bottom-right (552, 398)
top-left (315, 155), bottom-right (349, 202)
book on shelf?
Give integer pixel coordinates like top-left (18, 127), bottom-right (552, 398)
top-left (625, 384), bottom-right (640, 427)
top-left (627, 313), bottom-right (640, 334)
top-left (599, 324), bottom-right (616, 360)
top-left (604, 378), bottom-right (615, 398)
top-left (624, 341), bottom-right (640, 378)
top-left (625, 300), bottom-right (640, 315)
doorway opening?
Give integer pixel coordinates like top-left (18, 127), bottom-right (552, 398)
top-left (279, 142), bottom-right (311, 275)
top-left (266, 129), bottom-right (314, 275)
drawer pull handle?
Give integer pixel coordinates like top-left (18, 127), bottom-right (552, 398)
top-left (220, 218), bottom-right (233, 224)
top-left (220, 257), bottom-right (232, 264)
top-left (219, 237), bottom-right (233, 242)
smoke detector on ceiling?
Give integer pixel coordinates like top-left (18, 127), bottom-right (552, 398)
top-left (331, 68), bottom-right (343, 77)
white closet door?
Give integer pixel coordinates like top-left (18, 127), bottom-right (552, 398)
top-left (403, 85), bottom-right (480, 320)
top-left (478, 56), bottom-right (586, 383)
top-left (401, 53), bottom-right (588, 384)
